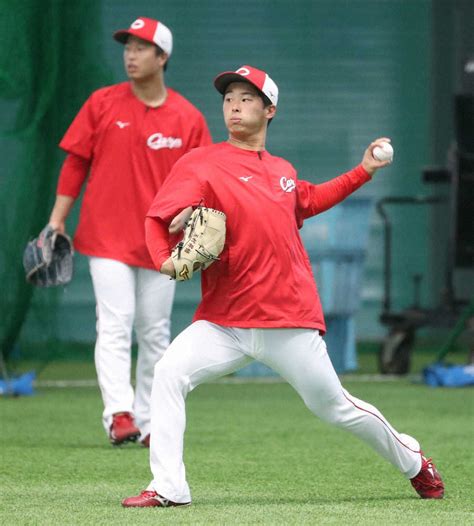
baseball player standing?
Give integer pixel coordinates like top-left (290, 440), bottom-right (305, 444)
top-left (48, 17), bottom-right (212, 447)
top-left (122, 65), bottom-right (444, 506)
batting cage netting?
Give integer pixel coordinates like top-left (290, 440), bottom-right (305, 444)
top-left (0, 0), bottom-right (112, 373)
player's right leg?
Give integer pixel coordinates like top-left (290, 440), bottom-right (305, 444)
top-left (133, 267), bottom-right (176, 444)
top-left (89, 257), bottom-right (139, 444)
top-left (258, 328), bottom-right (444, 498)
top-left (122, 321), bottom-right (252, 507)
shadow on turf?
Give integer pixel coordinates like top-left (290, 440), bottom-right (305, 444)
top-left (196, 494), bottom-right (421, 505)
top-left (64, 444), bottom-right (148, 451)
top-left (20, 441), bottom-right (149, 451)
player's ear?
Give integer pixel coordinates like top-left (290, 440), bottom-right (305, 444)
top-left (265, 105), bottom-right (277, 121)
top-left (157, 52), bottom-right (169, 69)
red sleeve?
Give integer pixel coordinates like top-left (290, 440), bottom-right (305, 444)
top-left (56, 153), bottom-right (90, 198)
top-left (147, 153), bottom-right (205, 223)
top-left (296, 164), bottom-right (371, 226)
top-left (145, 217), bottom-right (173, 270)
top-left (59, 92), bottom-right (97, 160)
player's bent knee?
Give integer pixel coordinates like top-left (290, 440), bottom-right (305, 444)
top-left (153, 359), bottom-right (190, 396)
top-left (154, 358), bottom-right (174, 379)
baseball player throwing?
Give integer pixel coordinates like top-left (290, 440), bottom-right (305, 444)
top-left (48, 17), bottom-right (211, 447)
top-left (122, 65), bottom-right (444, 506)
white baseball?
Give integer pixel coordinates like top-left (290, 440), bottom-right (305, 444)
top-left (373, 141), bottom-right (394, 162)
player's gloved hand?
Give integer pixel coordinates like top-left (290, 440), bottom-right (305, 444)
top-left (23, 224), bottom-right (74, 287)
top-left (170, 206), bottom-right (226, 281)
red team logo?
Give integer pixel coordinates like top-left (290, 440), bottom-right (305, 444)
top-left (131, 19), bottom-right (145, 29)
top-left (235, 67), bottom-right (251, 76)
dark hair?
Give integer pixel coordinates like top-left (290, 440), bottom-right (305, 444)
top-left (260, 92), bottom-right (273, 126)
top-left (260, 93), bottom-right (273, 108)
top-left (155, 45), bottom-right (169, 72)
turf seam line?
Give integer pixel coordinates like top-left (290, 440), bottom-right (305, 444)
top-left (35, 374), bottom-right (421, 388)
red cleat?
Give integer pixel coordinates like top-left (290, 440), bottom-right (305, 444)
top-left (121, 490), bottom-right (191, 508)
top-left (410, 453), bottom-right (445, 499)
top-left (109, 412), bottom-right (140, 445)
top-left (141, 434), bottom-right (150, 448)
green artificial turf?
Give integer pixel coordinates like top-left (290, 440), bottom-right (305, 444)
top-left (1, 377), bottom-right (473, 525)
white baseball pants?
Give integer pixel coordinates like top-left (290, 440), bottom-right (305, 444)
top-left (147, 321), bottom-right (422, 503)
top-left (89, 257), bottom-right (175, 439)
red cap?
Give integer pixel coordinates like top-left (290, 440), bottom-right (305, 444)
top-left (214, 65), bottom-right (278, 106)
top-left (113, 17), bottom-right (173, 56)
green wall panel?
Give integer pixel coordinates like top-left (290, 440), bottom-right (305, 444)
top-left (22, 0), bottom-right (435, 342)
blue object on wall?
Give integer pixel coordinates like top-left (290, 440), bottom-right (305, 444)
top-left (324, 315), bottom-right (357, 372)
top-left (302, 197), bottom-right (372, 315)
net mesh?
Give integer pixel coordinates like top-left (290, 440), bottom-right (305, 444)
top-left (0, 0), bottom-right (111, 366)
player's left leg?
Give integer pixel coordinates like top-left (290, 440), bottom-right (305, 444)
top-left (122, 321), bottom-right (253, 507)
top-left (133, 268), bottom-right (176, 442)
top-left (89, 257), bottom-right (138, 444)
top-left (258, 328), bottom-right (443, 498)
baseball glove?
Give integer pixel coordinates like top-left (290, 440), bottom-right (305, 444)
top-left (23, 225), bottom-right (74, 287)
top-left (171, 206), bottom-right (226, 281)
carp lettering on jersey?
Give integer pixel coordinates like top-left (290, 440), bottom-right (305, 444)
top-left (147, 132), bottom-right (183, 150)
top-left (280, 176), bottom-right (296, 192)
